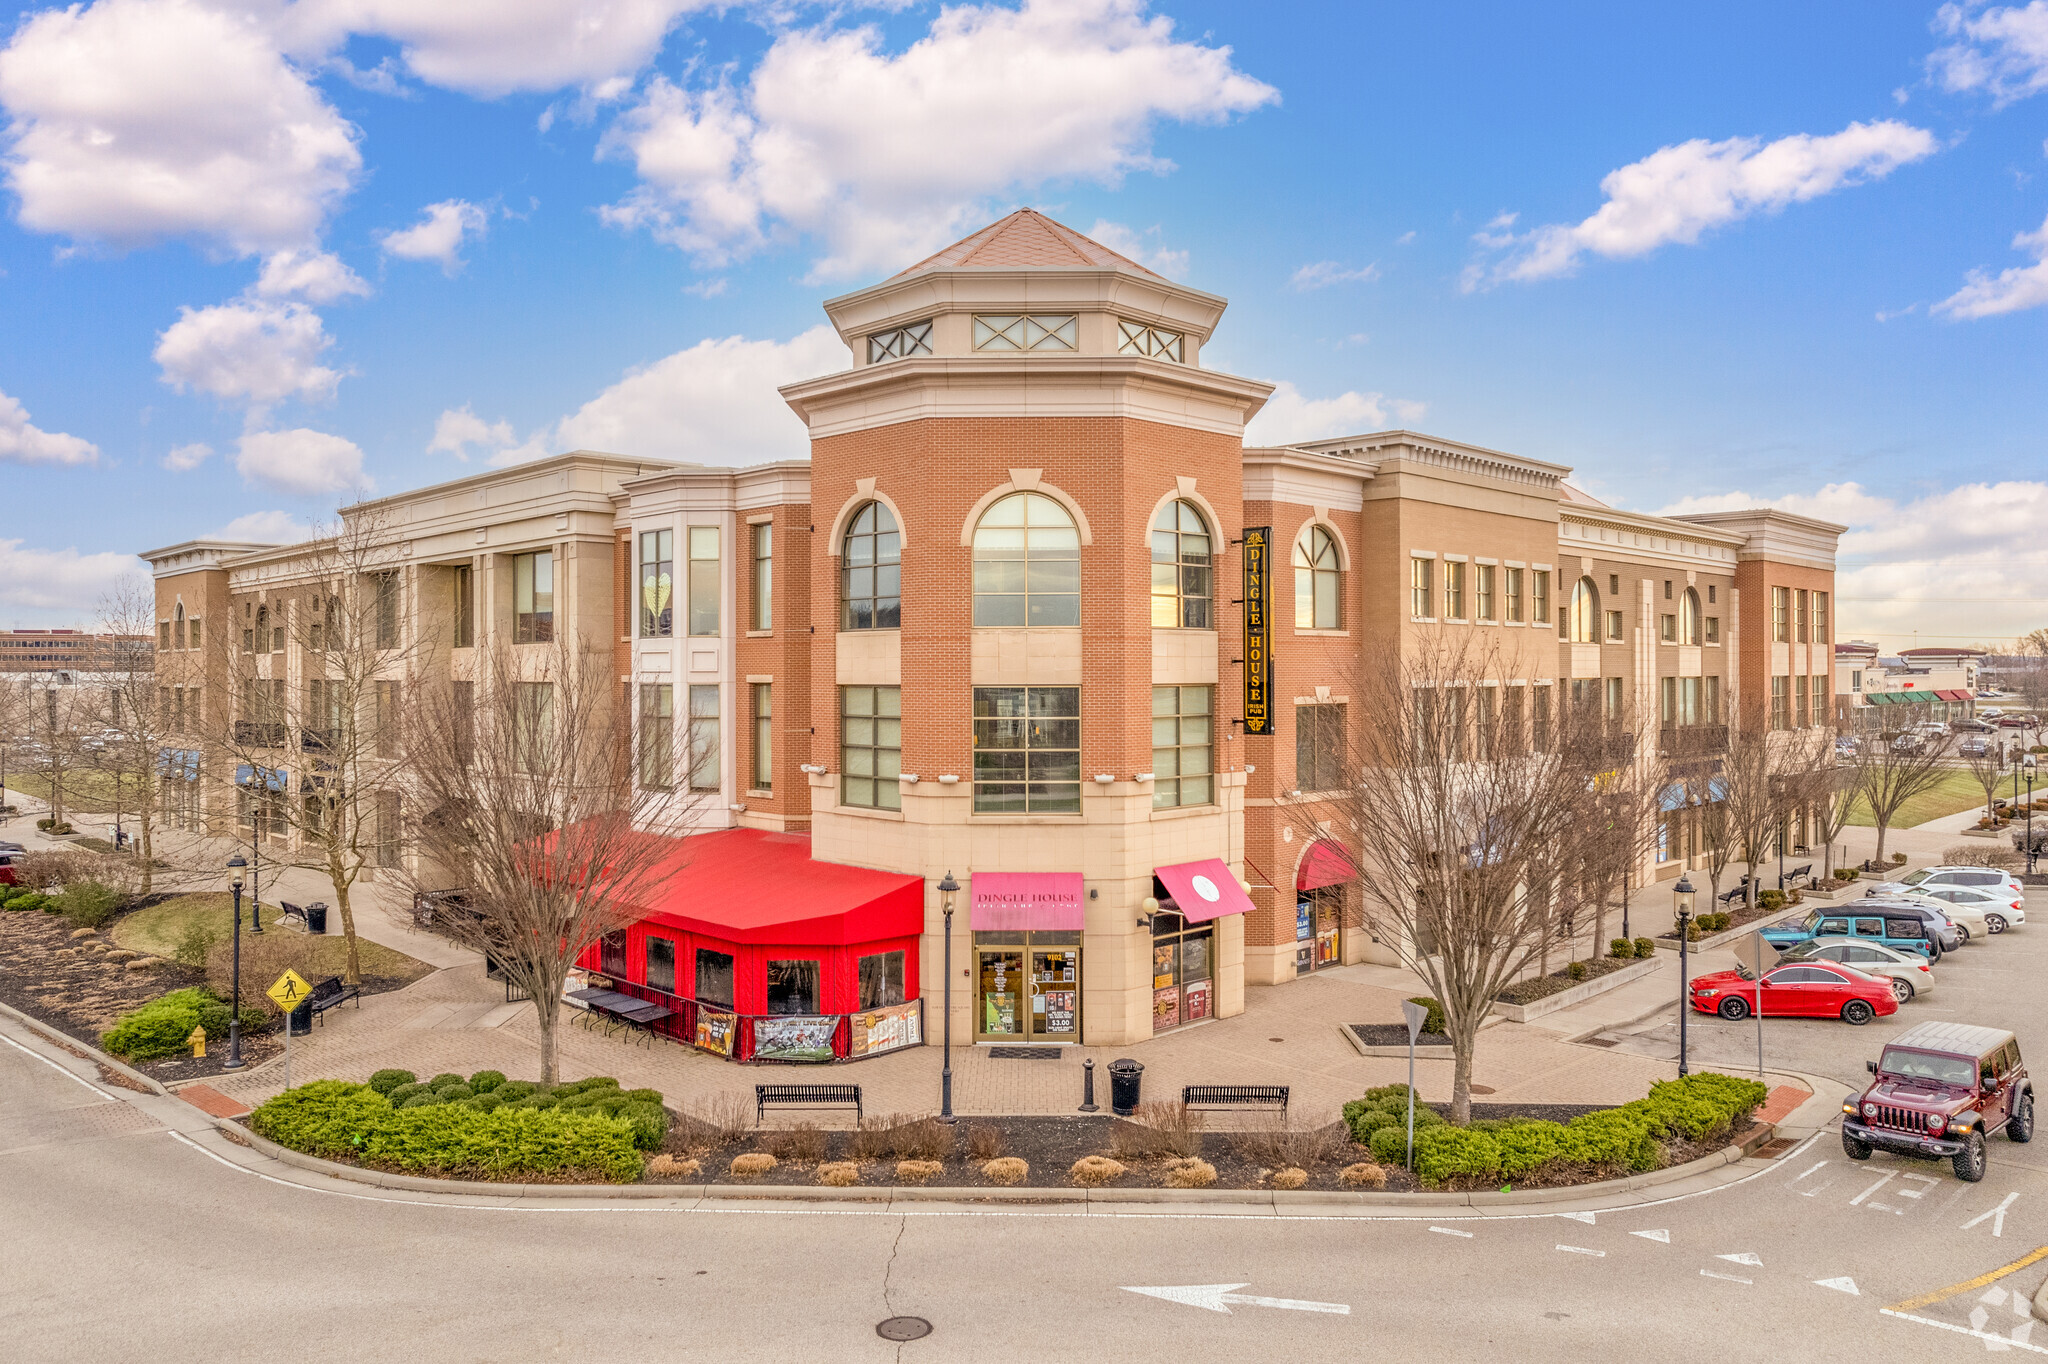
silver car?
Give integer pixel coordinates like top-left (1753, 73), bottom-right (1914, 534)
top-left (1781, 938), bottom-right (1938, 1004)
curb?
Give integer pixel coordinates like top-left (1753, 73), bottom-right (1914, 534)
top-left (0, 998), bottom-right (174, 1098)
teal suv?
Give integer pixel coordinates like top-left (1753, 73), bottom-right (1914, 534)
top-left (1761, 908), bottom-right (1943, 960)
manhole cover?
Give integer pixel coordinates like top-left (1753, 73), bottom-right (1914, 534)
top-left (877, 1317), bottom-right (932, 1342)
top-left (1470, 1085), bottom-right (1496, 1095)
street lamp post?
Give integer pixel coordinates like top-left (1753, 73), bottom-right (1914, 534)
top-left (2026, 756), bottom-right (2039, 876)
top-left (250, 803), bottom-right (264, 933)
top-left (937, 870), bottom-right (959, 1123)
top-left (223, 854), bottom-right (249, 1070)
top-left (1673, 873), bottom-right (1696, 1079)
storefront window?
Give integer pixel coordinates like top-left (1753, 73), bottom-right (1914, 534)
top-left (973, 930), bottom-right (1079, 1042)
top-left (1150, 910), bottom-right (1213, 1031)
top-left (858, 950), bottom-right (905, 1008)
top-left (599, 930), bottom-right (626, 978)
top-left (767, 959), bottom-right (820, 1015)
top-left (1295, 885), bottom-right (1343, 975)
top-left (646, 937), bottom-right (675, 994)
top-left (695, 948), bottom-right (734, 1008)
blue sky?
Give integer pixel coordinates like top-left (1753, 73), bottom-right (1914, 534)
top-left (2, 0), bottom-right (2044, 649)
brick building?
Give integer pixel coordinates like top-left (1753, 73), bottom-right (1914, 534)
top-left (140, 210), bottom-right (1841, 1053)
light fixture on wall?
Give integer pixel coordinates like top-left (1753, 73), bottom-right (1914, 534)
top-left (798, 763), bottom-right (826, 774)
top-left (1134, 772), bottom-right (1155, 782)
top-left (898, 774), bottom-right (919, 784)
top-left (727, 803), bottom-right (747, 813)
top-left (936, 774), bottom-right (960, 784)
top-left (1093, 773), bottom-right (1115, 784)
top-left (1137, 895), bottom-right (1159, 931)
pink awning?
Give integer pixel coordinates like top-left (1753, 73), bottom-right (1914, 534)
top-left (970, 872), bottom-right (1085, 931)
top-left (1937, 690), bottom-right (1971, 702)
top-left (1154, 858), bottom-right (1255, 925)
top-left (1296, 839), bottom-right (1358, 890)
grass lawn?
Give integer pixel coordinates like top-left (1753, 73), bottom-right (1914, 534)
top-left (4, 769), bottom-right (150, 815)
top-left (113, 893), bottom-right (433, 988)
top-left (1847, 769), bottom-right (1999, 829)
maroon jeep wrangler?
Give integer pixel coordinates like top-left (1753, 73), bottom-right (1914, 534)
top-left (1842, 1021), bottom-right (2033, 1182)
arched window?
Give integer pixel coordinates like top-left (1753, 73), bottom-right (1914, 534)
top-left (1150, 500), bottom-right (1212, 628)
top-left (173, 602), bottom-right (186, 650)
top-left (840, 502), bottom-right (901, 630)
top-left (972, 492), bottom-right (1079, 627)
top-left (1680, 587), bottom-right (1701, 646)
top-left (1568, 577), bottom-right (1600, 643)
top-left (1295, 526), bottom-right (1340, 629)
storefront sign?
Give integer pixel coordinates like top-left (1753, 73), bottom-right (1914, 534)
top-left (1042, 990), bottom-right (1076, 1034)
top-left (851, 1000), bottom-right (922, 1057)
top-left (753, 1014), bottom-right (837, 1062)
top-left (695, 1007), bottom-right (737, 1057)
top-left (1243, 526), bottom-right (1273, 734)
top-left (1184, 980), bottom-right (1212, 1023)
top-left (970, 872), bottom-right (1085, 931)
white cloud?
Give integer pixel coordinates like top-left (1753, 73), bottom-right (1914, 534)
top-left (1929, 1), bottom-right (2048, 105)
top-left (599, 0), bottom-right (1277, 279)
top-left (1242, 381), bottom-right (1424, 446)
top-left (235, 427), bottom-right (370, 495)
top-left (377, 199), bottom-right (490, 273)
top-left (1290, 259), bottom-right (1381, 290)
top-left (1471, 120), bottom-right (1937, 287)
top-left (0, 387), bottom-right (99, 466)
top-left (0, 538), bottom-right (145, 623)
top-left (427, 405), bottom-right (518, 460)
top-left (0, 0), bottom-right (360, 254)
top-left (162, 441), bottom-right (214, 472)
top-left (254, 248), bottom-right (370, 303)
top-left (209, 509), bottom-right (318, 542)
top-left (154, 298), bottom-right (343, 407)
top-left (1933, 211), bottom-right (2048, 318)
top-left (1084, 219), bottom-right (1189, 279)
top-left (1656, 479), bottom-right (2048, 647)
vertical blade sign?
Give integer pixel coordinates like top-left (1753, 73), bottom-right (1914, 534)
top-left (1243, 527), bottom-right (1272, 735)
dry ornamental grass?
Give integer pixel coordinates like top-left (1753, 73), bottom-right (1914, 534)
top-left (1226, 1116), bottom-right (1346, 1170)
top-left (966, 1124), bottom-right (1006, 1162)
top-left (981, 1157), bottom-right (1028, 1185)
top-left (1271, 1167), bottom-right (1309, 1190)
top-left (1070, 1156), bottom-right (1126, 1187)
top-left (729, 1153), bottom-right (778, 1179)
top-left (818, 1162), bottom-right (859, 1187)
top-left (1111, 1101), bottom-right (1205, 1161)
top-left (646, 1154), bottom-right (701, 1179)
top-left (895, 1159), bottom-right (944, 1184)
top-left (1163, 1158), bottom-right (1217, 1189)
top-left (1338, 1162), bottom-right (1388, 1189)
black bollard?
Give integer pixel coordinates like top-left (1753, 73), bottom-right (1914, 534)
top-left (1078, 1056), bottom-right (1099, 1113)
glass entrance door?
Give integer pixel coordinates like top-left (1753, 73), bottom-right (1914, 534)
top-left (1297, 887), bottom-right (1342, 973)
top-left (1030, 948), bottom-right (1079, 1042)
top-left (977, 949), bottom-right (1024, 1039)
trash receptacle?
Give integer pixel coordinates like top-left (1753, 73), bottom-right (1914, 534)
top-left (1107, 1058), bottom-right (1144, 1116)
top-left (306, 902), bottom-right (328, 934)
top-left (288, 1000), bottom-right (313, 1036)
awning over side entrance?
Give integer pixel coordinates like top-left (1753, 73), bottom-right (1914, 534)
top-left (1155, 858), bottom-right (1256, 924)
top-left (631, 828), bottom-right (923, 946)
top-left (970, 872), bottom-right (1084, 931)
top-left (1294, 839), bottom-right (1357, 890)
top-left (1937, 689), bottom-right (1971, 701)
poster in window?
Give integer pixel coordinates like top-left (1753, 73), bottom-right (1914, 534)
top-left (695, 1007), bottom-right (737, 1057)
top-left (752, 1014), bottom-right (838, 1062)
top-left (1153, 986), bottom-right (1180, 1031)
top-left (1042, 990), bottom-right (1077, 1034)
top-left (1242, 526), bottom-right (1273, 734)
top-left (1296, 900), bottom-right (1313, 941)
top-left (1183, 980), bottom-right (1212, 1022)
top-left (851, 1000), bottom-right (922, 1057)
top-left (984, 992), bottom-right (1017, 1034)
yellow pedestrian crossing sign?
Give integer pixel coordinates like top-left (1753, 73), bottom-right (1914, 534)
top-left (267, 968), bottom-right (314, 1013)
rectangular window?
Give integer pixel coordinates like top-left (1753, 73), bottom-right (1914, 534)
top-left (514, 551), bottom-right (554, 644)
top-left (1663, 579), bottom-right (1673, 600)
top-left (645, 937), bottom-right (676, 994)
top-left (1504, 684), bottom-right (1526, 751)
top-left (1812, 674), bottom-right (1828, 726)
top-left (1851, 669), bottom-right (1863, 692)
top-left (1609, 574), bottom-right (1620, 596)
top-left (1771, 675), bottom-right (1789, 731)
top-left (687, 527), bottom-right (720, 636)
top-left (1474, 685), bottom-right (1497, 761)
top-left (1705, 615), bottom-right (1720, 644)
top-left (973, 314), bottom-right (1078, 351)
top-left (750, 522), bottom-right (773, 631)
top-left (158, 621), bottom-right (171, 651)
top-left (973, 686), bottom-right (1081, 814)
top-left (1660, 613), bottom-right (1677, 643)
top-left (1606, 676), bottom-right (1624, 718)
top-left (1505, 567), bottom-right (1524, 623)
top-left (189, 617), bottom-right (201, 650)
top-left (1443, 560), bottom-right (1465, 620)
top-left (1814, 591), bottom-right (1830, 643)
top-left (751, 682), bottom-right (772, 791)
top-left (374, 680), bottom-right (398, 758)
top-left (1705, 675), bottom-right (1721, 724)
top-left (374, 570), bottom-right (399, 649)
top-left (1772, 586), bottom-right (1790, 643)
top-left (1532, 684), bottom-right (1552, 751)
top-left (1115, 319), bottom-right (1184, 361)
top-left (1151, 685), bottom-right (1213, 809)
top-left (639, 684), bottom-right (673, 791)
top-left (841, 685), bottom-right (902, 810)
top-left (375, 791), bottom-right (400, 869)
top-left (695, 948), bottom-right (735, 1008)
top-left (1606, 609), bottom-right (1624, 642)
top-left (1474, 564), bottom-right (1495, 621)
top-left (451, 566), bottom-right (472, 648)
top-left (1661, 675), bottom-right (1676, 727)
top-left (767, 959), bottom-right (820, 1015)
top-left (1410, 557), bottom-right (1432, 619)
top-left (1795, 674), bottom-right (1810, 728)
top-left (1533, 572), bottom-right (1550, 632)
top-left (639, 529), bottom-right (674, 637)
top-left (515, 681), bottom-right (552, 772)
top-left (867, 320), bottom-right (933, 363)
top-left (451, 681), bottom-right (473, 766)
top-left (688, 684), bottom-right (720, 790)
top-left (859, 950), bottom-right (907, 1008)
top-left (1680, 677), bottom-right (1701, 726)
top-left (1294, 702), bottom-right (1347, 793)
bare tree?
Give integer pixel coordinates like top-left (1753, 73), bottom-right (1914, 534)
top-left (1793, 728), bottom-right (1864, 880)
top-left (1711, 716), bottom-right (1783, 909)
top-left (83, 585), bottom-right (176, 893)
top-left (2012, 628), bottom-right (2048, 717)
top-left (1857, 709), bottom-right (1956, 867)
top-left (1282, 638), bottom-right (1615, 1124)
top-left (401, 637), bottom-right (702, 1083)
top-left (18, 668), bottom-right (94, 829)
top-left (0, 675), bottom-right (30, 810)
top-left (1960, 729), bottom-right (2006, 825)
top-left (206, 511), bottom-right (433, 984)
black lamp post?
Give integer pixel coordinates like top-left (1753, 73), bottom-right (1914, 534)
top-left (937, 870), bottom-right (959, 1123)
top-left (1674, 873), bottom-right (1696, 1078)
top-left (223, 854), bottom-right (248, 1070)
top-left (249, 800), bottom-right (264, 933)
top-left (2026, 756), bottom-right (2038, 876)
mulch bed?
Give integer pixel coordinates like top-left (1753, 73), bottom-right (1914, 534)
top-left (1494, 955), bottom-right (1637, 1005)
top-left (1350, 1023), bottom-right (1452, 1047)
top-left (1655, 894), bottom-right (1805, 942)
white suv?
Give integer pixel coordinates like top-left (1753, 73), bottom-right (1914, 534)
top-left (1871, 866), bottom-right (2024, 902)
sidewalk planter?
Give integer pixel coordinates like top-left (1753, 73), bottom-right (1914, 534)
top-left (1654, 902), bottom-right (1809, 955)
top-left (1489, 955), bottom-right (1663, 1023)
top-left (1341, 1022), bottom-right (1460, 1059)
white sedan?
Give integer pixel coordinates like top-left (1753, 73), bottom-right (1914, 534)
top-left (1912, 884), bottom-right (2027, 935)
top-left (1877, 888), bottom-right (2002, 941)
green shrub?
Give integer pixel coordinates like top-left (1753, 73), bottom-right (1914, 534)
top-left (470, 1091), bottom-right (507, 1113)
top-left (1369, 1124), bottom-right (1414, 1167)
top-left (1405, 998), bottom-right (1445, 1036)
top-left (620, 1088), bottom-right (664, 1107)
top-left (1567, 960), bottom-right (1588, 981)
top-left (616, 1101), bottom-right (668, 1151)
top-left (1892, 852), bottom-right (1908, 866)
top-left (1413, 1126), bottom-right (1502, 1187)
top-left (1341, 1100), bottom-right (1404, 1144)
top-left (427, 1073), bottom-right (464, 1089)
top-left (53, 880), bottom-right (123, 929)
top-left (493, 1081), bottom-right (537, 1102)
top-left (1609, 938), bottom-right (1634, 959)
top-left (1634, 937), bottom-right (1656, 958)
top-left (1496, 1120), bottom-right (1569, 1178)
top-left (171, 920), bottom-right (219, 968)
top-left (101, 987), bottom-right (228, 1061)
top-left (435, 1083), bottom-right (475, 1102)
top-left (2, 891), bottom-right (42, 912)
top-left (369, 1069), bottom-right (417, 1096)
top-left (385, 1082), bottom-right (427, 1106)
top-left (1563, 1109), bottom-right (1660, 1172)
top-left (1835, 867), bottom-right (1859, 882)
top-left (250, 1081), bottom-right (392, 1156)
top-left (468, 1070), bottom-right (507, 1093)
top-left (399, 1092), bottom-right (444, 1109)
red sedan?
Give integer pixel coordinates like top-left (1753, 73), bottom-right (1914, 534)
top-left (1689, 962), bottom-right (1898, 1025)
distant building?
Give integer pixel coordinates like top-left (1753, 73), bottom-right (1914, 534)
top-left (0, 629), bottom-right (152, 674)
top-left (1834, 640), bottom-right (1979, 725)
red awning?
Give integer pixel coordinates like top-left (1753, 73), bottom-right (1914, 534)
top-left (1154, 859), bottom-right (1255, 925)
top-left (1296, 838), bottom-right (1358, 890)
top-left (1937, 690), bottom-right (1971, 701)
top-left (630, 828), bottom-right (923, 946)
top-left (970, 872), bottom-right (1084, 931)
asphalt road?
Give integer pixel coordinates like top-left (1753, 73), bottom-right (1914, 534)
top-left (7, 1015), bottom-right (2048, 1361)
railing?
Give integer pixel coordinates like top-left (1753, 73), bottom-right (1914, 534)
top-left (593, 976), bottom-right (924, 1065)
top-left (233, 720), bottom-right (288, 748)
top-left (1661, 724), bottom-right (1729, 758)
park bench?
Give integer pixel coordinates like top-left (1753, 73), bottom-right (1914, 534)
top-left (278, 901), bottom-right (307, 930)
top-left (1779, 863), bottom-right (1813, 891)
top-left (756, 1083), bottom-right (862, 1125)
top-left (1181, 1084), bottom-right (1290, 1114)
top-left (305, 975), bottom-right (360, 1027)
top-left (1717, 877), bottom-right (1750, 907)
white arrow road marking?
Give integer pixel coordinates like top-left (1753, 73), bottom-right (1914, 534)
top-left (1718, 1253), bottom-right (1764, 1267)
top-left (1428, 1227), bottom-right (1474, 1238)
top-left (1815, 1277), bottom-right (1860, 1295)
top-left (1123, 1285), bottom-right (1350, 1316)
top-left (1556, 1245), bottom-right (1605, 1257)
top-left (1700, 1270), bottom-right (1752, 1285)
top-left (1556, 1211), bottom-right (1597, 1224)
top-left (1851, 1172), bottom-right (1897, 1207)
top-left (1897, 1173), bottom-right (1940, 1202)
top-left (1631, 1229), bottom-right (1671, 1243)
top-left (1964, 1193), bottom-right (2022, 1238)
